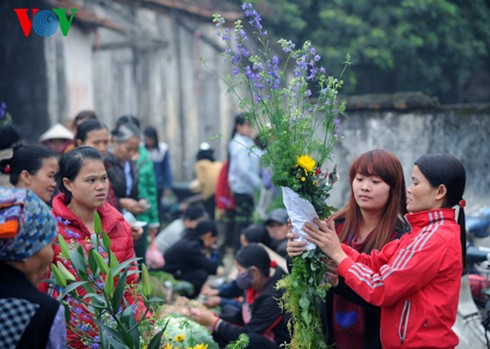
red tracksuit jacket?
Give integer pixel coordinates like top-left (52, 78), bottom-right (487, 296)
top-left (338, 209), bottom-right (462, 349)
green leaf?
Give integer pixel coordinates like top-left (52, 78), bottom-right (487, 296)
top-left (109, 250), bottom-right (119, 269)
top-left (128, 313), bottom-right (140, 347)
top-left (87, 249), bottom-right (99, 277)
top-left (111, 257), bottom-right (139, 276)
top-left (59, 281), bottom-right (89, 300)
top-left (148, 329), bottom-right (165, 349)
top-left (51, 264), bottom-right (67, 288)
top-left (299, 296), bottom-right (310, 310)
top-left (57, 234), bottom-right (71, 260)
top-left (92, 250), bottom-right (109, 275)
top-left (104, 269), bottom-right (114, 297)
top-left (101, 231), bottom-right (111, 252)
top-left (56, 261), bottom-right (76, 282)
top-left (111, 270), bottom-right (128, 314)
top-left (68, 248), bottom-right (87, 277)
top-left (82, 293), bottom-right (107, 309)
top-left (94, 211), bottom-right (102, 234)
top-left (141, 264), bottom-right (152, 298)
top-left (99, 324), bottom-right (130, 349)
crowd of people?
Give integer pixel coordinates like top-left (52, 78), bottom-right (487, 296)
top-left (0, 109), bottom-right (469, 349)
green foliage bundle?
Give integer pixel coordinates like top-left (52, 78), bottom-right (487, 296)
top-left (212, 3), bottom-right (348, 348)
top-left (51, 213), bottom-right (164, 349)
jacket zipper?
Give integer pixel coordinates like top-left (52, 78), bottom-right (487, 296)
top-left (399, 300), bottom-right (411, 344)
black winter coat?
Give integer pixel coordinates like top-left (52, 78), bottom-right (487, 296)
top-left (214, 268), bottom-right (290, 348)
top-left (104, 152), bottom-right (139, 202)
top-left (0, 262), bottom-right (61, 349)
top-left (162, 231), bottom-right (219, 277)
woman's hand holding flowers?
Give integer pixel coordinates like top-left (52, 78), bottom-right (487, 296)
top-left (286, 231), bottom-right (307, 257)
top-left (303, 218), bottom-right (348, 265)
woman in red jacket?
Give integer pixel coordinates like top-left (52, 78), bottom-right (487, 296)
top-left (305, 154), bottom-right (466, 349)
top-left (47, 146), bottom-right (140, 348)
top-left (287, 149), bottom-right (409, 348)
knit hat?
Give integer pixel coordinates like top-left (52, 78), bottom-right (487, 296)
top-left (265, 208), bottom-right (288, 226)
top-left (0, 188), bottom-right (57, 261)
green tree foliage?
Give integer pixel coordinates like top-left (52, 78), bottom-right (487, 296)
top-left (229, 0), bottom-right (490, 103)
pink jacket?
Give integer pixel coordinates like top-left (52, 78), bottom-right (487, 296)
top-left (338, 209), bottom-right (462, 349)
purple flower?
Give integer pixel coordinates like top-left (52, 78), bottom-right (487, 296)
top-left (238, 29), bottom-right (248, 41)
top-left (280, 40), bottom-right (295, 53)
top-left (55, 216), bottom-right (71, 226)
top-left (0, 102), bottom-right (6, 118)
top-left (65, 229), bottom-right (81, 239)
top-left (307, 67), bottom-right (318, 81)
top-left (245, 66), bottom-right (255, 80)
top-left (334, 118), bottom-right (342, 137)
top-left (241, 3), bottom-right (263, 30)
top-left (231, 55), bottom-right (241, 65)
top-left (95, 280), bottom-right (105, 289)
top-left (218, 27), bottom-right (230, 42)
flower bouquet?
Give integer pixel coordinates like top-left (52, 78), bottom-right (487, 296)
top-left (212, 3), bottom-right (348, 348)
top-left (50, 213), bottom-right (165, 348)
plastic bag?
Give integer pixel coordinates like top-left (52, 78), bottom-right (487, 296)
top-left (281, 186), bottom-right (319, 250)
top-left (145, 240), bottom-right (165, 269)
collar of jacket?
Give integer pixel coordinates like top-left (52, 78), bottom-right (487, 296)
top-left (405, 208), bottom-right (455, 232)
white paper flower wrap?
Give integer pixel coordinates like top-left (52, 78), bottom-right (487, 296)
top-left (281, 186), bottom-right (319, 250)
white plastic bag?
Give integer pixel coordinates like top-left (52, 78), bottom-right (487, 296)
top-left (281, 186), bottom-right (319, 250)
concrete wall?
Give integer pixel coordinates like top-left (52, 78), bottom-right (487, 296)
top-left (91, 7), bottom-right (236, 180)
top-left (327, 104), bottom-right (490, 213)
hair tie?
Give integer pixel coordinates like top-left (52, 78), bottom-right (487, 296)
top-left (270, 260), bottom-right (277, 268)
top-left (4, 164), bottom-right (10, 174)
top-left (459, 199), bottom-right (466, 208)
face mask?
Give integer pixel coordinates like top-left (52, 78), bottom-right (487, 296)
top-left (236, 269), bottom-right (254, 290)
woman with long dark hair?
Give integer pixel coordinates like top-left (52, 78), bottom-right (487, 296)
top-left (304, 153), bottom-right (466, 348)
top-left (288, 149), bottom-right (409, 348)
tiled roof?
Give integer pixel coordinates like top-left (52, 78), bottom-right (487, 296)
top-left (47, 0), bottom-right (124, 32)
top-left (118, 0), bottom-right (242, 21)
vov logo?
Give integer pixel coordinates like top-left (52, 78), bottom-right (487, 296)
top-left (14, 8), bottom-right (77, 37)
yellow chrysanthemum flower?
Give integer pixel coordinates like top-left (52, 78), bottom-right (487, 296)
top-left (175, 334), bottom-right (185, 342)
top-left (301, 177), bottom-right (306, 182)
top-left (191, 344), bottom-right (209, 349)
top-left (163, 344), bottom-right (173, 349)
top-left (297, 155), bottom-right (316, 172)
